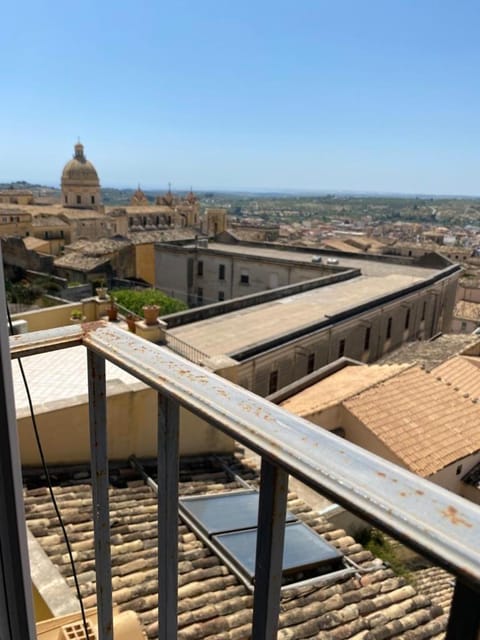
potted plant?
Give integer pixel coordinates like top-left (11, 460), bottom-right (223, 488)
top-left (96, 280), bottom-right (108, 300)
top-left (107, 297), bottom-right (118, 321)
top-left (142, 304), bottom-right (160, 326)
top-left (126, 313), bottom-right (137, 333)
top-left (70, 309), bottom-right (84, 323)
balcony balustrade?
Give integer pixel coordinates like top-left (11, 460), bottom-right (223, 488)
top-left (2, 287), bottom-right (480, 638)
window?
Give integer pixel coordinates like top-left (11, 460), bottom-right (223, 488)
top-left (76, 195), bottom-right (81, 205)
top-left (364, 327), bottom-right (371, 351)
top-left (338, 339), bottom-right (345, 358)
top-left (240, 270), bottom-right (249, 285)
top-left (421, 301), bottom-right (426, 322)
top-left (197, 288), bottom-right (203, 304)
top-left (219, 264), bottom-right (225, 280)
top-left (456, 464), bottom-right (463, 476)
top-left (197, 261), bottom-right (204, 277)
top-left (307, 353), bottom-right (315, 374)
top-left (269, 370), bottom-right (278, 395)
top-left (405, 308), bottom-right (410, 330)
top-left (64, 195), bottom-right (68, 204)
top-left (91, 195), bottom-right (95, 205)
top-left (218, 291), bottom-right (225, 301)
top-left (386, 317), bottom-right (392, 340)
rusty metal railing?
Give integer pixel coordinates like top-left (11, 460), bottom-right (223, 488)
top-left (5, 319), bottom-right (480, 640)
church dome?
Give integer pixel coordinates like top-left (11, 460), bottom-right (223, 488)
top-left (61, 142), bottom-right (99, 185)
top-left (61, 142), bottom-right (101, 208)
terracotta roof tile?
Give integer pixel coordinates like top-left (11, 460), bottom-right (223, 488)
top-left (344, 367), bottom-right (480, 476)
top-left (24, 457), bottom-right (448, 639)
top-left (431, 355), bottom-right (480, 399)
top-left (281, 364), bottom-right (410, 417)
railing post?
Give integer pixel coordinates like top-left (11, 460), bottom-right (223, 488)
top-left (252, 458), bottom-right (288, 640)
top-left (445, 580), bottom-right (480, 640)
top-left (87, 351), bottom-right (113, 640)
top-left (157, 394), bottom-right (179, 640)
top-left (0, 248), bottom-right (36, 639)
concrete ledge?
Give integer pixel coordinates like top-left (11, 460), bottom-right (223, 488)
top-left (28, 528), bottom-right (80, 617)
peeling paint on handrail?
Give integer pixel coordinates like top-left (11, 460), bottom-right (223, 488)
top-left (10, 322), bottom-right (480, 590)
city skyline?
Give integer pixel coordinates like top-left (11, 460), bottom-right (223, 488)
top-left (2, 1), bottom-right (480, 196)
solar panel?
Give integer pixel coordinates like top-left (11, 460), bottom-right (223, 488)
top-left (213, 521), bottom-right (344, 581)
top-left (180, 490), bottom-right (297, 535)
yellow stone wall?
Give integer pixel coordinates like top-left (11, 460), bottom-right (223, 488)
top-left (18, 386), bottom-right (234, 466)
top-left (135, 243), bottom-right (155, 284)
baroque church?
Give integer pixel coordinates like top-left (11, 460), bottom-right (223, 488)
top-left (60, 141), bottom-right (200, 229)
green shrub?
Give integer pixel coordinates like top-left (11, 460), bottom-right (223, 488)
top-left (111, 288), bottom-right (187, 318)
top-left (357, 528), bottom-right (411, 580)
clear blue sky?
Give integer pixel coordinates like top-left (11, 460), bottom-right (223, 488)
top-left (2, 0), bottom-right (480, 195)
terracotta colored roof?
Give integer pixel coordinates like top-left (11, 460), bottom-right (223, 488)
top-left (431, 356), bottom-right (480, 399)
top-left (24, 456), bottom-right (447, 639)
top-left (343, 367), bottom-right (480, 476)
top-left (281, 364), bottom-right (410, 417)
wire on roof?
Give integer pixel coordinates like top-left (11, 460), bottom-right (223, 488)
top-left (7, 304), bottom-right (91, 639)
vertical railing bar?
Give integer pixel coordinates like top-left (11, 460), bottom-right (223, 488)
top-left (252, 458), bottom-right (288, 640)
top-left (0, 248), bottom-right (36, 640)
top-left (445, 580), bottom-right (480, 640)
top-left (157, 394), bottom-right (179, 640)
top-left (87, 351), bottom-right (113, 640)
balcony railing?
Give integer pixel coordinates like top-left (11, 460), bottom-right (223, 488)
top-left (3, 307), bottom-right (480, 636)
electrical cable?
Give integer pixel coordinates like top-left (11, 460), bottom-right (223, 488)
top-left (6, 303), bottom-right (91, 639)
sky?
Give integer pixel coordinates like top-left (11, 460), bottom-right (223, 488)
top-left (2, 0), bottom-right (480, 195)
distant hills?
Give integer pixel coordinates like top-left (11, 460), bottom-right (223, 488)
top-left (1, 181), bottom-right (479, 203)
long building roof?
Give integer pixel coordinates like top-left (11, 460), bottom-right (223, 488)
top-left (169, 244), bottom-right (440, 357)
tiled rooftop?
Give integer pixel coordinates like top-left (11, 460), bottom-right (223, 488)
top-left (54, 253), bottom-right (111, 271)
top-left (453, 299), bottom-right (480, 322)
top-left (431, 355), bottom-right (480, 399)
top-left (24, 455), bottom-right (449, 639)
top-left (280, 364), bottom-right (409, 417)
top-left (344, 366), bottom-right (480, 477)
top-left (379, 334), bottom-right (480, 371)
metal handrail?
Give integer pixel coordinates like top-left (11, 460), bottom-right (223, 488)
top-left (8, 321), bottom-right (480, 640)
top-left (10, 322), bottom-right (480, 580)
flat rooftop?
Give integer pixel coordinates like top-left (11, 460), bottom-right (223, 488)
top-left (207, 242), bottom-right (438, 278)
top-left (169, 269), bottom-right (437, 359)
top-left (12, 346), bottom-right (143, 414)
